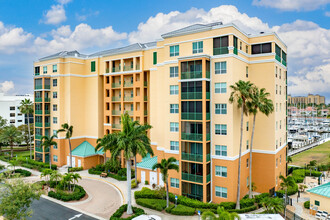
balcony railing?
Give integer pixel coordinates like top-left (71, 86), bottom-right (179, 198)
top-left (35, 147), bottom-right (43, 152)
top-left (181, 71), bottom-right (202, 79)
top-left (181, 152), bottom-right (203, 162)
top-left (181, 112), bottom-right (202, 120)
top-left (233, 47), bottom-right (238, 55)
top-left (112, 67), bottom-right (121, 73)
top-left (207, 173), bottom-right (211, 182)
top-left (206, 71), bottom-right (210, 79)
top-left (181, 133), bottom-right (203, 142)
top-left (44, 110), bottom-right (50, 115)
top-left (44, 85), bottom-right (50, 90)
top-left (144, 81), bottom-right (148, 87)
top-left (206, 113), bottom-right (210, 120)
top-left (35, 122), bottom-right (43, 127)
top-left (213, 47), bottom-right (229, 55)
top-left (282, 59), bottom-right (287, 67)
top-left (106, 68), bottom-right (110, 73)
top-left (206, 92), bottom-right (210, 99)
top-left (35, 97), bottom-right (42, 102)
top-left (112, 124), bottom-right (121, 129)
top-left (144, 110), bottom-right (148, 115)
top-left (35, 85), bottom-right (42, 90)
top-left (124, 96), bottom-right (133, 101)
top-left (144, 96), bottom-right (148, 101)
top-left (182, 173), bottom-right (203, 183)
top-left (275, 54), bottom-right (281, 62)
top-left (35, 110), bottom-right (42, 115)
top-left (124, 82), bottom-right (133, 87)
top-left (35, 134), bottom-right (43, 140)
top-left (44, 123), bottom-right (50, 127)
top-left (206, 133), bottom-right (210, 141)
top-left (123, 66), bottom-right (133, 71)
top-left (181, 92), bottom-right (202, 100)
top-left (44, 97), bottom-right (50, 102)
top-left (112, 83), bottom-right (121, 88)
top-left (35, 72), bottom-right (40, 76)
top-left (136, 64), bottom-right (140, 70)
top-left (112, 97), bottom-right (121, 101)
top-left (182, 192), bottom-right (203, 201)
top-left (112, 110), bottom-right (121, 115)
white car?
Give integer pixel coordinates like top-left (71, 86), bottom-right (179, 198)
top-left (322, 211), bottom-right (329, 218)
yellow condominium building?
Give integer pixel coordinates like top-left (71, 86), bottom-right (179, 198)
top-left (33, 22), bottom-right (288, 203)
top-left (288, 94), bottom-right (326, 105)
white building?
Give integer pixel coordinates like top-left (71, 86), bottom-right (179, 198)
top-left (0, 93), bottom-right (33, 127)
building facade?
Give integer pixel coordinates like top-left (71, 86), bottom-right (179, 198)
top-left (0, 93), bottom-right (33, 127)
top-left (288, 94), bottom-right (326, 105)
top-left (33, 22), bottom-right (288, 203)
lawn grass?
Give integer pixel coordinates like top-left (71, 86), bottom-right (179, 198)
top-left (291, 141), bottom-right (330, 166)
top-left (1, 150), bottom-right (33, 158)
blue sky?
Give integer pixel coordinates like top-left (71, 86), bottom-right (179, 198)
top-left (0, 0), bottom-right (329, 102)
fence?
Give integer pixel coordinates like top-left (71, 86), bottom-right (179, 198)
top-left (281, 209), bottom-right (305, 220)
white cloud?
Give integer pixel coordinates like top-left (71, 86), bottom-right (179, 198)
top-left (0, 81), bottom-right (14, 93)
top-left (57, 0), bottom-right (72, 5)
top-left (252, 0), bottom-right (330, 11)
top-left (43, 5), bottom-right (67, 25)
top-left (325, 11), bottom-right (330, 17)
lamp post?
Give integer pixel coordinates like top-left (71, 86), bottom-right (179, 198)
top-left (304, 163), bottom-right (306, 184)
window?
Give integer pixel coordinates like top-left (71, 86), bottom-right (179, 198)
top-left (215, 186), bottom-right (227, 198)
top-left (276, 66), bottom-right (278, 78)
top-left (170, 122), bottom-right (179, 132)
top-left (215, 145), bottom-right (227, 156)
top-left (193, 41), bottom-right (203, 54)
top-left (35, 66), bottom-right (40, 74)
top-left (251, 43), bottom-right (272, 54)
top-left (170, 178), bottom-right (179, 188)
top-left (91, 61), bottom-right (96, 72)
top-left (246, 140), bottom-right (249, 150)
top-left (53, 130), bottom-right (57, 136)
top-left (276, 140), bottom-right (278, 149)
top-left (170, 45), bottom-right (179, 57)
top-left (247, 177), bottom-right (249, 187)
top-left (215, 124), bottom-right (227, 135)
top-left (53, 105), bottom-right (57, 111)
top-left (239, 41), bottom-right (242, 50)
top-left (276, 103), bottom-right (278, 112)
top-left (276, 121), bottom-right (278, 130)
top-left (279, 69), bottom-right (281, 79)
top-left (10, 113), bottom-right (15, 117)
top-left (276, 158), bottom-right (278, 167)
top-left (170, 66), bottom-right (178, 77)
top-left (280, 86), bottom-right (281, 95)
top-left (170, 85), bottom-right (179, 95)
top-left (246, 66), bottom-right (248, 78)
top-left (53, 144), bottom-right (58, 149)
top-left (215, 166), bottom-right (227, 177)
top-left (53, 79), bottom-right (57, 87)
top-left (53, 155), bottom-right (58, 162)
top-left (215, 104), bottom-right (227, 114)
top-left (170, 104), bottom-right (179, 114)
top-left (315, 200), bottom-right (320, 206)
top-left (276, 85), bottom-right (278, 94)
top-left (106, 90), bottom-right (110, 97)
top-left (10, 106), bottom-right (15, 110)
top-left (280, 155), bottom-right (282, 164)
top-left (43, 66), bottom-right (47, 74)
top-left (52, 64), bottom-right (57, 73)
top-left (215, 83), bottom-right (226, 94)
top-left (280, 120), bottom-right (282, 129)
top-left (170, 141), bottom-right (179, 151)
top-left (53, 92), bottom-right (57, 99)
top-left (280, 103), bottom-right (282, 111)
top-left (153, 52), bottom-right (157, 65)
top-left (215, 62), bottom-right (227, 74)
top-left (246, 122), bottom-right (249, 131)
top-left (53, 117), bottom-right (57, 124)
top-left (246, 45), bottom-right (248, 53)
top-left (247, 158), bottom-right (249, 168)
top-left (106, 76), bottom-right (110, 84)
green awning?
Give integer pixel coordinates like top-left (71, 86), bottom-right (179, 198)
top-left (71, 141), bottom-right (104, 158)
top-left (137, 154), bottom-right (157, 170)
top-left (307, 182), bottom-right (330, 198)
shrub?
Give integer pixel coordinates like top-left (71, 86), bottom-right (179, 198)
top-left (110, 204), bottom-right (145, 220)
top-left (131, 180), bottom-right (137, 189)
top-left (108, 173), bottom-right (127, 181)
top-left (219, 202), bottom-right (236, 210)
top-left (144, 180), bottom-right (149, 185)
top-left (88, 167), bottom-right (103, 175)
top-left (13, 169), bottom-right (31, 177)
top-left (0, 165), bottom-right (5, 170)
top-left (255, 193), bottom-right (270, 205)
top-left (304, 201), bottom-right (310, 209)
top-left (136, 198), bottom-right (167, 211)
top-left (48, 185), bottom-right (86, 201)
top-left (69, 167), bottom-right (83, 172)
top-left (227, 205), bottom-right (257, 213)
top-left (170, 204), bottom-right (195, 216)
top-left (95, 164), bottom-right (105, 172)
top-left (165, 204), bottom-right (175, 213)
top-left (240, 198), bottom-right (255, 209)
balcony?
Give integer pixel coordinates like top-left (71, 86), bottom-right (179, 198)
top-left (112, 124), bottom-right (121, 129)
top-left (207, 173), bottom-right (211, 182)
top-left (35, 122), bottom-right (43, 127)
top-left (35, 110), bottom-right (42, 115)
top-left (206, 154), bottom-right (210, 162)
top-left (282, 59), bottom-right (287, 67)
top-left (233, 47), bottom-right (238, 55)
top-left (144, 81), bottom-right (148, 87)
top-left (181, 152), bottom-right (203, 162)
top-left (112, 110), bottom-right (121, 115)
top-left (136, 64), bottom-right (140, 70)
top-left (124, 96), bottom-right (133, 102)
top-left (206, 113), bottom-right (210, 120)
top-left (181, 92), bottom-right (202, 100)
top-left (112, 83), bottom-right (121, 88)
top-left (206, 71), bottom-right (210, 79)
top-left (44, 85), bottom-right (50, 90)
top-left (213, 47), bottom-right (229, 55)
top-left (35, 147), bottom-right (43, 152)
top-left (206, 92), bottom-right (210, 99)
top-left (181, 133), bottom-right (203, 142)
top-left (144, 96), bottom-right (147, 101)
top-left (106, 68), bottom-right (110, 73)
top-left (182, 173), bottom-right (203, 183)
top-left (206, 133), bottom-right (210, 141)
top-left (44, 97), bottom-right (50, 102)
top-left (35, 72), bottom-right (40, 76)
top-left (144, 110), bottom-right (148, 115)
top-left (112, 67), bottom-right (121, 73)
top-left (35, 85), bottom-right (42, 90)
top-left (35, 97), bottom-right (42, 102)
top-left (181, 71), bottom-right (202, 80)
top-left (124, 82), bottom-right (133, 87)
top-left (275, 54), bottom-right (281, 62)
top-left (182, 192), bottom-right (203, 201)
top-left (35, 134), bottom-right (43, 140)
top-left (112, 97), bottom-right (121, 102)
top-left (123, 66), bottom-right (133, 71)
top-left (44, 110), bottom-right (50, 115)
top-left (44, 122), bottom-right (50, 127)
top-left (181, 112), bottom-right (202, 120)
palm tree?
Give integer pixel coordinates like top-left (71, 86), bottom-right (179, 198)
top-left (95, 133), bottom-right (119, 167)
top-left (287, 156), bottom-right (292, 164)
top-left (19, 99), bottom-right (34, 159)
top-left (229, 80), bottom-right (253, 209)
top-left (110, 112), bottom-right (153, 215)
top-left (279, 175), bottom-right (295, 205)
top-left (0, 125), bottom-right (22, 158)
top-left (72, 173), bottom-right (82, 191)
top-left (152, 157), bottom-right (179, 208)
top-left (41, 135), bottom-right (57, 169)
top-left (50, 170), bottom-right (62, 187)
top-left (62, 173), bottom-right (74, 191)
top-left (261, 197), bottom-right (284, 214)
top-left (202, 206), bottom-right (240, 220)
top-left (246, 87), bottom-right (274, 198)
top-left (57, 123), bottom-right (73, 167)
top-left (40, 168), bottom-right (53, 184)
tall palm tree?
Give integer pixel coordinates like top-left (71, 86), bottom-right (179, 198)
top-left (246, 87), bottom-right (274, 198)
top-left (19, 99), bottom-right (34, 159)
top-left (110, 112), bottom-right (153, 215)
top-left (202, 206), bottom-right (240, 220)
top-left (261, 197), bottom-right (284, 214)
top-left (229, 80), bottom-right (253, 209)
top-left (57, 123), bottom-right (73, 167)
top-left (279, 175), bottom-right (295, 205)
top-left (152, 157), bottom-right (179, 208)
top-left (41, 135), bottom-right (57, 169)
top-left (95, 133), bottom-right (119, 166)
top-left (0, 125), bottom-right (22, 158)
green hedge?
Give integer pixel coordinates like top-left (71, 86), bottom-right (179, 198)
top-left (88, 167), bottom-right (103, 175)
top-left (227, 205), bottom-right (257, 213)
top-left (110, 204), bottom-right (145, 220)
top-left (69, 167), bottom-right (83, 172)
top-left (292, 169), bottom-right (322, 183)
top-left (16, 158), bottom-right (57, 170)
top-left (165, 204), bottom-right (175, 213)
top-left (14, 169), bottom-right (32, 177)
top-left (170, 204), bottom-right (195, 216)
top-left (276, 182), bottom-right (298, 197)
top-left (240, 198), bottom-right (255, 208)
top-left (136, 198), bottom-right (166, 211)
top-left (304, 201), bottom-right (310, 209)
top-left (48, 185), bottom-right (86, 201)
top-left (255, 193), bottom-right (270, 206)
top-left (88, 167), bottom-right (128, 181)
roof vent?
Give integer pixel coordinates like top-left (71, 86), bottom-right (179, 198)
top-left (260, 32), bottom-right (265, 34)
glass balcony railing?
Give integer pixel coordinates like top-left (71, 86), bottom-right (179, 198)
top-left (44, 85), bottom-right (50, 90)
top-left (206, 71), bottom-right (210, 79)
top-left (124, 82), bottom-right (133, 87)
top-left (182, 192), bottom-right (203, 201)
top-left (282, 59), bottom-right (287, 67)
top-left (275, 54), bottom-right (281, 62)
top-left (44, 110), bottom-right (50, 115)
top-left (44, 123), bottom-right (50, 127)
top-left (35, 72), bottom-right (40, 76)
top-left (35, 147), bottom-right (43, 152)
top-left (112, 97), bottom-right (121, 101)
top-left (112, 124), bottom-right (121, 129)
top-left (35, 122), bottom-right (43, 127)
top-left (181, 71), bottom-right (202, 79)
top-left (144, 96), bottom-right (148, 101)
top-left (144, 110), bottom-right (148, 115)
top-left (35, 110), bottom-right (42, 115)
top-left (206, 133), bottom-right (210, 141)
top-left (181, 152), bottom-right (203, 162)
top-left (112, 110), bottom-right (121, 115)
top-left (213, 47), bottom-right (229, 55)
top-left (44, 97), bottom-right (50, 102)
top-left (35, 85), bottom-right (42, 90)
top-left (206, 173), bottom-right (211, 182)
top-left (112, 67), bottom-right (121, 73)
top-left (124, 96), bottom-right (133, 101)
top-left (206, 92), bottom-right (210, 99)
top-left (35, 97), bottom-right (42, 102)
top-left (182, 173), bottom-right (203, 183)
top-left (123, 66), bottom-right (133, 71)
top-left (181, 133), bottom-right (203, 142)
top-left (233, 47), bottom-right (238, 55)
top-left (206, 113), bottom-right (210, 120)
top-left (206, 154), bottom-right (210, 162)
top-left (144, 81), bottom-right (148, 87)
top-left (181, 92), bottom-right (202, 100)
top-left (181, 112), bottom-right (202, 120)
top-left (35, 134), bottom-right (43, 140)
top-left (136, 64), bottom-right (140, 70)
top-left (112, 83), bottom-right (121, 88)
top-left (106, 68), bottom-right (110, 73)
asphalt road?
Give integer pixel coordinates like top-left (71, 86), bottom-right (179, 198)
top-left (27, 197), bottom-right (98, 220)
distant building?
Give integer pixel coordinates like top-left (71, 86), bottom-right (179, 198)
top-left (307, 182), bottom-right (330, 214)
top-left (0, 93), bottom-right (33, 127)
top-left (288, 94), bottom-right (326, 105)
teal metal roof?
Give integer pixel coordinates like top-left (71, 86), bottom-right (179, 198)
top-left (137, 154), bottom-right (158, 170)
top-left (72, 141), bottom-right (104, 158)
top-left (307, 182), bottom-right (330, 198)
